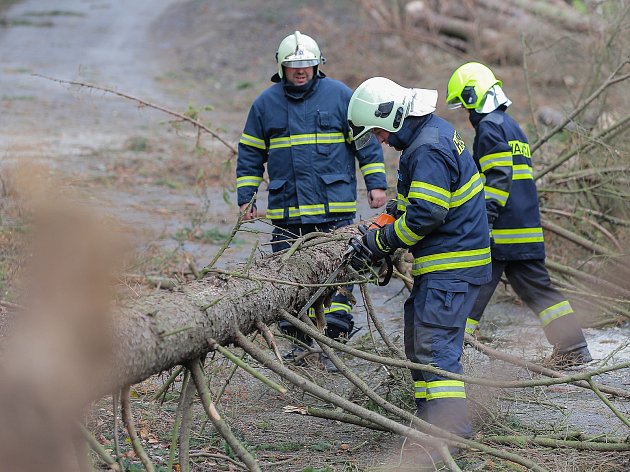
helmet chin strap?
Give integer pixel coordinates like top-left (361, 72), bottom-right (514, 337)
top-left (408, 88), bottom-right (438, 117)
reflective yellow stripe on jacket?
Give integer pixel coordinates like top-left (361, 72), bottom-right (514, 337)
top-left (415, 380), bottom-right (466, 400)
top-left (479, 151), bottom-right (512, 173)
top-left (484, 185), bottom-right (509, 206)
top-left (236, 175), bottom-right (263, 188)
top-left (239, 133), bottom-right (266, 150)
top-left (266, 202), bottom-right (357, 219)
top-left (269, 132), bottom-right (346, 149)
top-left (492, 227), bottom-right (544, 244)
top-left (360, 162), bottom-right (386, 176)
top-left (412, 247), bottom-right (491, 276)
top-left (512, 164), bottom-right (533, 180)
top-left (394, 212), bottom-right (424, 246)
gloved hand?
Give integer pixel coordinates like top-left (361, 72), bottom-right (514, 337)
top-left (385, 198), bottom-right (399, 218)
top-left (363, 228), bottom-right (393, 262)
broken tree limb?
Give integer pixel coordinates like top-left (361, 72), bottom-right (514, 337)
top-left (34, 75), bottom-right (237, 156)
top-left (106, 229), bottom-right (352, 393)
top-left (541, 217), bottom-right (618, 255)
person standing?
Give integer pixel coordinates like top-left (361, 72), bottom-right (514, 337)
top-left (445, 61), bottom-right (592, 367)
top-left (347, 77), bottom-right (491, 440)
top-left (236, 31), bottom-right (387, 356)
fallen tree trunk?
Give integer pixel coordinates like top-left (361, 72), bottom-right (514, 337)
top-left (108, 228), bottom-right (352, 392)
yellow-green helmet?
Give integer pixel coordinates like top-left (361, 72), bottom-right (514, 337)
top-left (347, 77), bottom-right (413, 150)
top-left (275, 31), bottom-right (323, 80)
top-left (446, 62), bottom-right (502, 110)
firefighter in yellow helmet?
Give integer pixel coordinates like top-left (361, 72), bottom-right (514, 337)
top-left (446, 62), bottom-right (592, 367)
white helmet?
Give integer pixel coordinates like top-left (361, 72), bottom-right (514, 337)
top-left (348, 77), bottom-right (438, 149)
top-left (275, 31), bottom-right (324, 80)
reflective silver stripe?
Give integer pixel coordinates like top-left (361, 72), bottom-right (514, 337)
top-left (324, 302), bottom-right (351, 314)
top-left (329, 201), bottom-right (357, 213)
top-left (512, 164), bottom-right (533, 180)
top-left (236, 176), bottom-right (263, 188)
top-left (414, 381), bottom-right (427, 399)
top-left (538, 300), bottom-right (573, 327)
top-left (450, 172), bottom-right (483, 208)
top-left (239, 133), bottom-right (266, 149)
top-left (484, 185), bottom-right (509, 206)
top-left (425, 380), bottom-right (466, 400)
top-left (360, 162), bottom-right (386, 176)
top-left (492, 227), bottom-right (544, 244)
top-left (412, 247), bottom-right (491, 276)
top-left (269, 132), bottom-right (345, 149)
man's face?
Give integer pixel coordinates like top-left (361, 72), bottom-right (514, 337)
top-left (372, 128), bottom-right (391, 146)
top-left (284, 66), bottom-right (314, 86)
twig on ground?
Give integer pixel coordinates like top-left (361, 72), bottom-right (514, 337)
top-left (187, 358), bottom-right (261, 472)
top-left (210, 339), bottom-right (287, 395)
top-left (281, 310), bottom-right (630, 394)
top-left (80, 423), bottom-right (121, 471)
top-left (178, 371), bottom-right (197, 472)
top-left (121, 385), bottom-right (156, 472)
top-left (151, 366), bottom-right (184, 403)
top-left (359, 281), bottom-right (405, 358)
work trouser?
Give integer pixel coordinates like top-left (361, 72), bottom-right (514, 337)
top-left (466, 258), bottom-right (587, 352)
top-left (404, 276), bottom-right (481, 438)
top-left (273, 219), bottom-right (354, 338)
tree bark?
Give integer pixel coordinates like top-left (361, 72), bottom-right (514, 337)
top-left (107, 229), bottom-right (353, 393)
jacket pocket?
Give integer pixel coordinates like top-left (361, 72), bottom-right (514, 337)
top-left (417, 279), bottom-right (469, 328)
top-left (320, 174), bottom-right (353, 205)
top-left (317, 111), bottom-right (331, 155)
top-left (267, 179), bottom-right (287, 214)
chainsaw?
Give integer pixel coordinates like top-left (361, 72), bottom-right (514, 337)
top-left (295, 211), bottom-right (396, 320)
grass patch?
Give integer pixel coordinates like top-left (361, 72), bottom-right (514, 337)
top-left (174, 227), bottom-right (236, 245)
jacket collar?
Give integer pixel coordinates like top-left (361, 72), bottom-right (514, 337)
top-left (386, 115), bottom-right (431, 150)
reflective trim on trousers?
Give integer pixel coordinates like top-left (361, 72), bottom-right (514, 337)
top-left (539, 300), bottom-right (573, 327)
top-left (415, 380), bottom-right (466, 400)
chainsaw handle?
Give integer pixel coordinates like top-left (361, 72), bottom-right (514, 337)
top-left (378, 255), bottom-right (393, 286)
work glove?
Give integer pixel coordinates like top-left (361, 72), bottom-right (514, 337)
top-left (385, 198), bottom-right (400, 218)
top-left (363, 228), bottom-right (394, 263)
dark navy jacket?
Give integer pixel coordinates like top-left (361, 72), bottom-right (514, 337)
top-left (236, 77), bottom-right (386, 224)
top-left (470, 108), bottom-right (545, 260)
top-left (382, 115), bottom-right (492, 285)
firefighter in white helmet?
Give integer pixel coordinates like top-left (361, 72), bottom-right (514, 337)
top-left (236, 32), bottom-right (388, 369)
top-left (348, 76), bottom-right (491, 446)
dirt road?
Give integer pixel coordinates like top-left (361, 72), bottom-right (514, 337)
top-left (1, 1), bottom-right (628, 470)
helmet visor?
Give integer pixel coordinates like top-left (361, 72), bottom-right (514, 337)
top-left (348, 120), bottom-right (372, 149)
top-left (282, 59), bottom-right (319, 69)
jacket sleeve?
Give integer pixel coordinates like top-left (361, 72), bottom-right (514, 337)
top-left (354, 134), bottom-right (387, 191)
top-left (383, 147), bottom-right (451, 249)
top-left (476, 122), bottom-right (513, 223)
top-left (236, 103), bottom-right (267, 206)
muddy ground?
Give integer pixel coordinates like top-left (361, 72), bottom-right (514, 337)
top-left (1, 0), bottom-right (629, 471)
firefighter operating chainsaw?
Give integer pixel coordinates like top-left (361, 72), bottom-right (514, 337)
top-left (296, 207), bottom-right (397, 324)
top-left (284, 208), bottom-right (397, 370)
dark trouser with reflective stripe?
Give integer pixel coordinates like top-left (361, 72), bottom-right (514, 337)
top-left (273, 219), bottom-right (354, 338)
top-left (404, 276), bottom-right (480, 438)
top-left (468, 258), bottom-right (587, 351)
